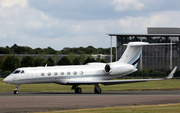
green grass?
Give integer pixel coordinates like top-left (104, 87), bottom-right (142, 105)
top-left (35, 103), bottom-right (180, 113)
top-left (0, 78), bottom-right (180, 92)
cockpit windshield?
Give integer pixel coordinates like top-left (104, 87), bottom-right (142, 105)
top-left (21, 70), bottom-right (24, 73)
top-left (12, 70), bottom-right (21, 74)
top-left (12, 70), bottom-right (25, 74)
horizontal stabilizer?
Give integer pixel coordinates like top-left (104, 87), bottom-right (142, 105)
top-left (123, 42), bottom-right (175, 47)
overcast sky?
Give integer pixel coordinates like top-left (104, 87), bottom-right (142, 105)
top-left (0, 0), bottom-right (180, 50)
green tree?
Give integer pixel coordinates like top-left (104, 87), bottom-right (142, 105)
top-left (47, 57), bottom-right (54, 66)
top-left (58, 57), bottom-right (71, 65)
top-left (2, 56), bottom-right (20, 71)
top-left (34, 47), bottom-right (44, 54)
top-left (54, 52), bottom-right (61, 65)
top-left (73, 57), bottom-right (80, 65)
top-left (79, 53), bottom-right (87, 64)
top-left (21, 56), bottom-right (34, 67)
top-left (34, 57), bottom-right (47, 66)
top-left (43, 47), bottom-right (57, 54)
top-left (84, 56), bottom-right (96, 64)
top-left (67, 53), bottom-right (76, 64)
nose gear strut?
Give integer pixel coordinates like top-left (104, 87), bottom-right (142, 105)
top-left (14, 85), bottom-right (20, 94)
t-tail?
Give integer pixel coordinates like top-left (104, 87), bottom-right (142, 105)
top-left (118, 42), bottom-right (148, 69)
top-left (117, 42), bottom-right (174, 69)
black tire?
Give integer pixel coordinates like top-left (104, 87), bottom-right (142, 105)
top-left (14, 90), bottom-right (19, 94)
top-left (75, 87), bottom-right (82, 94)
top-left (94, 88), bottom-right (102, 94)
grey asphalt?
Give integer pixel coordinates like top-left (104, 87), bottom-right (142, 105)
top-left (0, 91), bottom-right (180, 113)
top-left (0, 91), bottom-right (180, 96)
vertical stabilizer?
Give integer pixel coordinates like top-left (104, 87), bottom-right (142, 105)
top-left (118, 42), bottom-right (149, 68)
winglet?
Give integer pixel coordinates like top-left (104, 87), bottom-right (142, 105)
top-left (166, 66), bottom-right (177, 79)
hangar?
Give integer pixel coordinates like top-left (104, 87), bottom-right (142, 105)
top-left (108, 27), bottom-right (180, 70)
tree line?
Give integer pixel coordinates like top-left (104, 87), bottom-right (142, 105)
top-left (0, 44), bottom-right (116, 55)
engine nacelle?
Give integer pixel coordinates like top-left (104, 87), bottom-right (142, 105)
top-left (104, 63), bottom-right (134, 75)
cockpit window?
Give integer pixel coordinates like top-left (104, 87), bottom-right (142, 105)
top-left (13, 70), bottom-right (21, 74)
top-left (21, 70), bottom-right (25, 74)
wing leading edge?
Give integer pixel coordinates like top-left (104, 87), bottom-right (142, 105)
top-left (67, 66), bottom-right (177, 85)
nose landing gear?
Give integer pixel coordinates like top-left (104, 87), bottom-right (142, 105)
top-left (14, 85), bottom-right (20, 94)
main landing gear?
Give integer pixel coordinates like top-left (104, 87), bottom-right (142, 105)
top-left (94, 84), bottom-right (102, 94)
top-left (71, 85), bottom-right (82, 93)
top-left (14, 85), bottom-right (20, 94)
top-left (71, 84), bottom-right (102, 94)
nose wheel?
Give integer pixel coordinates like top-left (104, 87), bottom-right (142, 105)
top-left (14, 85), bottom-right (20, 94)
top-left (14, 90), bottom-right (19, 94)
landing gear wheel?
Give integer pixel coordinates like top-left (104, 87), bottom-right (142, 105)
top-left (75, 87), bottom-right (82, 94)
top-left (14, 90), bottom-right (19, 94)
top-left (94, 88), bottom-right (102, 94)
top-left (94, 84), bottom-right (102, 94)
top-left (14, 85), bottom-right (20, 94)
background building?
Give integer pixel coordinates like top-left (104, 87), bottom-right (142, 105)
top-left (108, 27), bottom-right (180, 71)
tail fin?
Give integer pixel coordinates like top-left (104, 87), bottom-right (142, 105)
top-left (118, 42), bottom-right (148, 68)
top-left (118, 42), bottom-right (174, 69)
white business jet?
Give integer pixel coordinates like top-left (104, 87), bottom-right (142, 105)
top-left (3, 42), bottom-right (177, 94)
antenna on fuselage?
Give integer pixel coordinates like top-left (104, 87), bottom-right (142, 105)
top-left (45, 64), bottom-right (47, 67)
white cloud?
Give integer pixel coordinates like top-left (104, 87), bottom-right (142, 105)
top-left (26, 21), bottom-right (42, 28)
top-left (0, 0), bottom-right (180, 50)
top-left (112, 0), bottom-right (144, 12)
top-left (0, 0), bottom-right (27, 8)
top-left (118, 11), bottom-right (180, 33)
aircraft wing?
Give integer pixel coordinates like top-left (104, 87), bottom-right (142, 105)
top-left (67, 66), bottom-right (177, 85)
top-left (67, 78), bottom-right (163, 85)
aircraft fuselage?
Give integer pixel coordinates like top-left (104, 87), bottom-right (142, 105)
top-left (4, 62), bottom-right (135, 85)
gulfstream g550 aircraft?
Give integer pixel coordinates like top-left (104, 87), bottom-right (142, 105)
top-left (3, 42), bottom-right (177, 94)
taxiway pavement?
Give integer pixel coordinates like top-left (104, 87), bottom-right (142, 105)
top-left (0, 91), bottom-right (180, 113)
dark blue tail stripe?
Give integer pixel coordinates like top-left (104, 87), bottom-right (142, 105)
top-left (132, 58), bottom-right (139, 66)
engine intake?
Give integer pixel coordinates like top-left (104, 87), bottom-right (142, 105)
top-left (105, 64), bottom-right (111, 74)
top-left (104, 63), bottom-right (134, 75)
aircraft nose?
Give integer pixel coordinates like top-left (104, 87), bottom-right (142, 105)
top-left (3, 76), bottom-right (13, 83)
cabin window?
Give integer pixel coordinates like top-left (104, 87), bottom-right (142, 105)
top-left (48, 72), bottom-right (51, 76)
top-left (54, 72), bottom-right (57, 75)
top-left (20, 70), bottom-right (25, 74)
top-left (41, 73), bottom-right (44, 76)
top-left (79, 71), bottom-right (83, 75)
top-left (13, 70), bottom-right (21, 74)
top-left (67, 72), bottom-right (71, 75)
top-left (73, 71), bottom-right (77, 75)
top-left (61, 72), bottom-right (64, 75)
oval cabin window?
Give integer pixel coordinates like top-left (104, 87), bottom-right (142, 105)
top-left (54, 72), bottom-right (58, 75)
top-left (41, 73), bottom-right (44, 76)
top-left (73, 71), bottom-right (77, 75)
top-left (48, 72), bottom-right (51, 76)
top-left (61, 72), bottom-right (64, 75)
top-left (79, 71), bottom-right (83, 75)
top-left (67, 72), bottom-right (71, 75)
